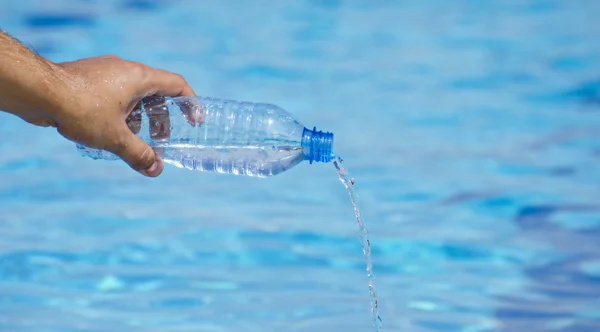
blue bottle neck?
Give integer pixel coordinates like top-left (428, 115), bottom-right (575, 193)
top-left (301, 127), bottom-right (334, 163)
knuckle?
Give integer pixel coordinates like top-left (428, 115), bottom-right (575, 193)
top-left (107, 132), bottom-right (154, 170)
top-left (108, 133), bottom-right (129, 154)
top-left (131, 146), bottom-right (155, 170)
top-left (100, 54), bottom-right (120, 61)
top-left (129, 62), bottom-right (146, 76)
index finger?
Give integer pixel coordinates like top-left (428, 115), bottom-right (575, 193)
top-left (143, 68), bottom-right (203, 126)
top-left (142, 67), bottom-right (196, 97)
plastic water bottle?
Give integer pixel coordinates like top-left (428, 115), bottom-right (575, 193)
top-left (76, 96), bottom-right (334, 177)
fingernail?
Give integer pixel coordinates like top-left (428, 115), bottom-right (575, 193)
top-left (148, 160), bottom-right (158, 172)
top-left (145, 158), bottom-right (163, 177)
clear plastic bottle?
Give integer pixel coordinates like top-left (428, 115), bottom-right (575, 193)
top-left (76, 96), bottom-right (334, 177)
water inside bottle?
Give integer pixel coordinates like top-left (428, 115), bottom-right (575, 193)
top-left (333, 157), bottom-right (383, 331)
top-left (153, 140), bottom-right (306, 177)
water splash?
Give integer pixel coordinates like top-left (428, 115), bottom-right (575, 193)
top-left (333, 156), bottom-right (383, 331)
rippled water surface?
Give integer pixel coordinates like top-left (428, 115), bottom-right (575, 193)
top-left (1, 0), bottom-right (600, 331)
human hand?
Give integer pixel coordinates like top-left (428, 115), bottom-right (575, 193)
top-left (1, 32), bottom-right (201, 177)
top-left (49, 55), bottom-right (197, 177)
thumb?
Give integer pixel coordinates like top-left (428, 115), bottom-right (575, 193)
top-left (109, 129), bottom-right (164, 177)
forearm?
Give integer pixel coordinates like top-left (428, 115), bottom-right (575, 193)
top-left (0, 31), bottom-right (67, 123)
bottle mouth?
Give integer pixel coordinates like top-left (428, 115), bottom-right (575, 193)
top-left (301, 127), bottom-right (334, 163)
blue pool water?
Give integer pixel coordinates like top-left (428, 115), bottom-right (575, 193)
top-left (1, 0), bottom-right (600, 331)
